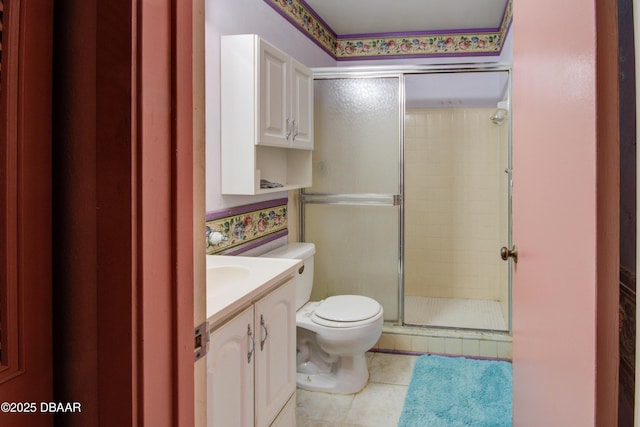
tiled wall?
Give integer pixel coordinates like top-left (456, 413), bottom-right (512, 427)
top-left (373, 327), bottom-right (512, 360)
top-left (404, 108), bottom-right (509, 318)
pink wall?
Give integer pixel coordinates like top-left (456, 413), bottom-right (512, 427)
top-left (512, 0), bottom-right (618, 424)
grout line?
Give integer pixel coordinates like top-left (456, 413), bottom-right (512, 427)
top-left (370, 348), bottom-right (512, 363)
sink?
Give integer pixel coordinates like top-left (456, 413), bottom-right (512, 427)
top-left (205, 255), bottom-right (302, 324)
top-left (207, 265), bottom-right (251, 295)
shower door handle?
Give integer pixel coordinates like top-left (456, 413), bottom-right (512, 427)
top-left (500, 245), bottom-right (518, 263)
top-left (300, 193), bottom-right (401, 206)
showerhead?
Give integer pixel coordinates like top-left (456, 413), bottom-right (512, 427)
top-left (490, 108), bottom-right (508, 125)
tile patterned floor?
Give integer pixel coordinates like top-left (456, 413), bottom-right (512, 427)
top-left (296, 352), bottom-right (418, 427)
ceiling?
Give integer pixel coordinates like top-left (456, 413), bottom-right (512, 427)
top-left (304, 0), bottom-right (508, 36)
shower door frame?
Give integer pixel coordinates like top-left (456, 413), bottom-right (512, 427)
top-left (300, 72), bottom-right (404, 323)
top-left (303, 64), bottom-right (514, 334)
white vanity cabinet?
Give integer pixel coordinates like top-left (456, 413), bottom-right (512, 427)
top-left (208, 278), bottom-right (297, 427)
top-left (253, 279), bottom-right (297, 426)
top-left (208, 306), bottom-right (254, 427)
top-left (221, 34), bottom-right (313, 195)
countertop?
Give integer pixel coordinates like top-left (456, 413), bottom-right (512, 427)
top-left (206, 254), bottom-right (302, 329)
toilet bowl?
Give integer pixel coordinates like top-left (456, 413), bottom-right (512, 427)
top-left (261, 242), bottom-right (383, 394)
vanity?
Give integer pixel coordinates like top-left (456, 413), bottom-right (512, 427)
top-left (206, 255), bottom-right (302, 427)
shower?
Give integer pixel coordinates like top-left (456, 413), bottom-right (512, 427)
top-left (403, 71), bottom-right (511, 332)
top-left (302, 67), bottom-right (513, 334)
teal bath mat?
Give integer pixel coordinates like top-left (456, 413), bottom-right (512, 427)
top-left (398, 355), bottom-right (512, 427)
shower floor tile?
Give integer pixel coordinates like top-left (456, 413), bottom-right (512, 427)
top-left (404, 296), bottom-right (507, 331)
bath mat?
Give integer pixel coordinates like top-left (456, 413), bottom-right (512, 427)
top-left (398, 354), bottom-right (512, 427)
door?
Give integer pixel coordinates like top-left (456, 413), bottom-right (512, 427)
top-left (208, 307), bottom-right (255, 427)
top-left (254, 279), bottom-right (296, 427)
top-left (259, 40), bottom-right (290, 147)
top-left (403, 71), bottom-right (511, 332)
top-left (290, 59), bottom-right (314, 149)
top-left (511, 0), bottom-right (619, 423)
top-left (0, 1), bottom-right (53, 425)
top-left (302, 76), bottom-right (401, 322)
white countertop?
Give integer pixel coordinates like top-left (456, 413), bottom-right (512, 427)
top-left (206, 255), bottom-right (302, 328)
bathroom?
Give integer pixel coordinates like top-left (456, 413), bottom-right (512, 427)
top-left (205, 0), bottom-right (515, 425)
top-left (194, 2), bottom-right (624, 419)
top-left (0, 0), bottom-right (618, 425)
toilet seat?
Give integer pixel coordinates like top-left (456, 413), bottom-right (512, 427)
top-left (311, 295), bottom-right (382, 328)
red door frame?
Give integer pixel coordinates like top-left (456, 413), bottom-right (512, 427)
top-left (95, 0), bottom-right (195, 425)
top-left (1, 0), bottom-right (195, 425)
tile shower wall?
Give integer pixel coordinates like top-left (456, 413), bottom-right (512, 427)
top-left (373, 328), bottom-right (512, 360)
top-left (404, 108), bottom-right (509, 319)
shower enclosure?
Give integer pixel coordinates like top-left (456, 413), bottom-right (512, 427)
top-left (301, 76), bottom-right (402, 322)
top-left (301, 67), bottom-right (513, 333)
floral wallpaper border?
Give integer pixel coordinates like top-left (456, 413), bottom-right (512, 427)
top-left (264, 0), bottom-right (513, 60)
top-left (264, 0), bottom-right (338, 57)
top-left (206, 198), bottom-right (288, 255)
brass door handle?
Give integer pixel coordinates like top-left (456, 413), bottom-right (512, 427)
top-left (500, 245), bottom-right (518, 263)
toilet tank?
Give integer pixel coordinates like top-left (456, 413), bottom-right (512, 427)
top-left (261, 242), bottom-right (315, 310)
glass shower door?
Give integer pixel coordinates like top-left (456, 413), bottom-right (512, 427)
top-left (403, 71), bottom-right (511, 331)
top-left (301, 77), bottom-right (401, 322)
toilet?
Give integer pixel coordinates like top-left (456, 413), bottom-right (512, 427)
top-left (261, 242), bottom-right (383, 394)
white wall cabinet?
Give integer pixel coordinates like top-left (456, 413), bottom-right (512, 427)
top-left (289, 60), bottom-right (314, 148)
top-left (258, 42), bottom-right (313, 150)
top-left (208, 279), bottom-right (297, 427)
top-left (221, 34), bottom-right (313, 194)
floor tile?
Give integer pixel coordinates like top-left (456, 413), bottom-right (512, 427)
top-left (295, 417), bottom-right (342, 427)
top-left (368, 352), bottom-right (418, 386)
top-left (296, 350), bottom-right (512, 427)
top-left (296, 389), bottom-right (354, 424)
top-left (343, 383), bottom-right (407, 427)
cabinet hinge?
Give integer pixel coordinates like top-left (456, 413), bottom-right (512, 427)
top-left (194, 321), bottom-right (210, 362)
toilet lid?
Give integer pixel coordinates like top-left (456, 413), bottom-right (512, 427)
top-left (314, 295), bottom-right (381, 322)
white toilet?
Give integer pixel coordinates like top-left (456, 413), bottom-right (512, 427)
top-left (261, 242), bottom-right (383, 394)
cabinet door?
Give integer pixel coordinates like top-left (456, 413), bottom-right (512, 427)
top-left (254, 279), bottom-right (297, 427)
top-left (290, 59), bottom-right (314, 149)
top-left (259, 41), bottom-right (290, 147)
top-left (208, 306), bottom-right (255, 427)
top-left (270, 393), bottom-right (296, 427)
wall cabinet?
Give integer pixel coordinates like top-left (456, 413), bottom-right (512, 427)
top-left (207, 279), bottom-right (297, 427)
top-left (221, 34), bottom-right (313, 194)
top-left (258, 41), bottom-right (313, 149)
